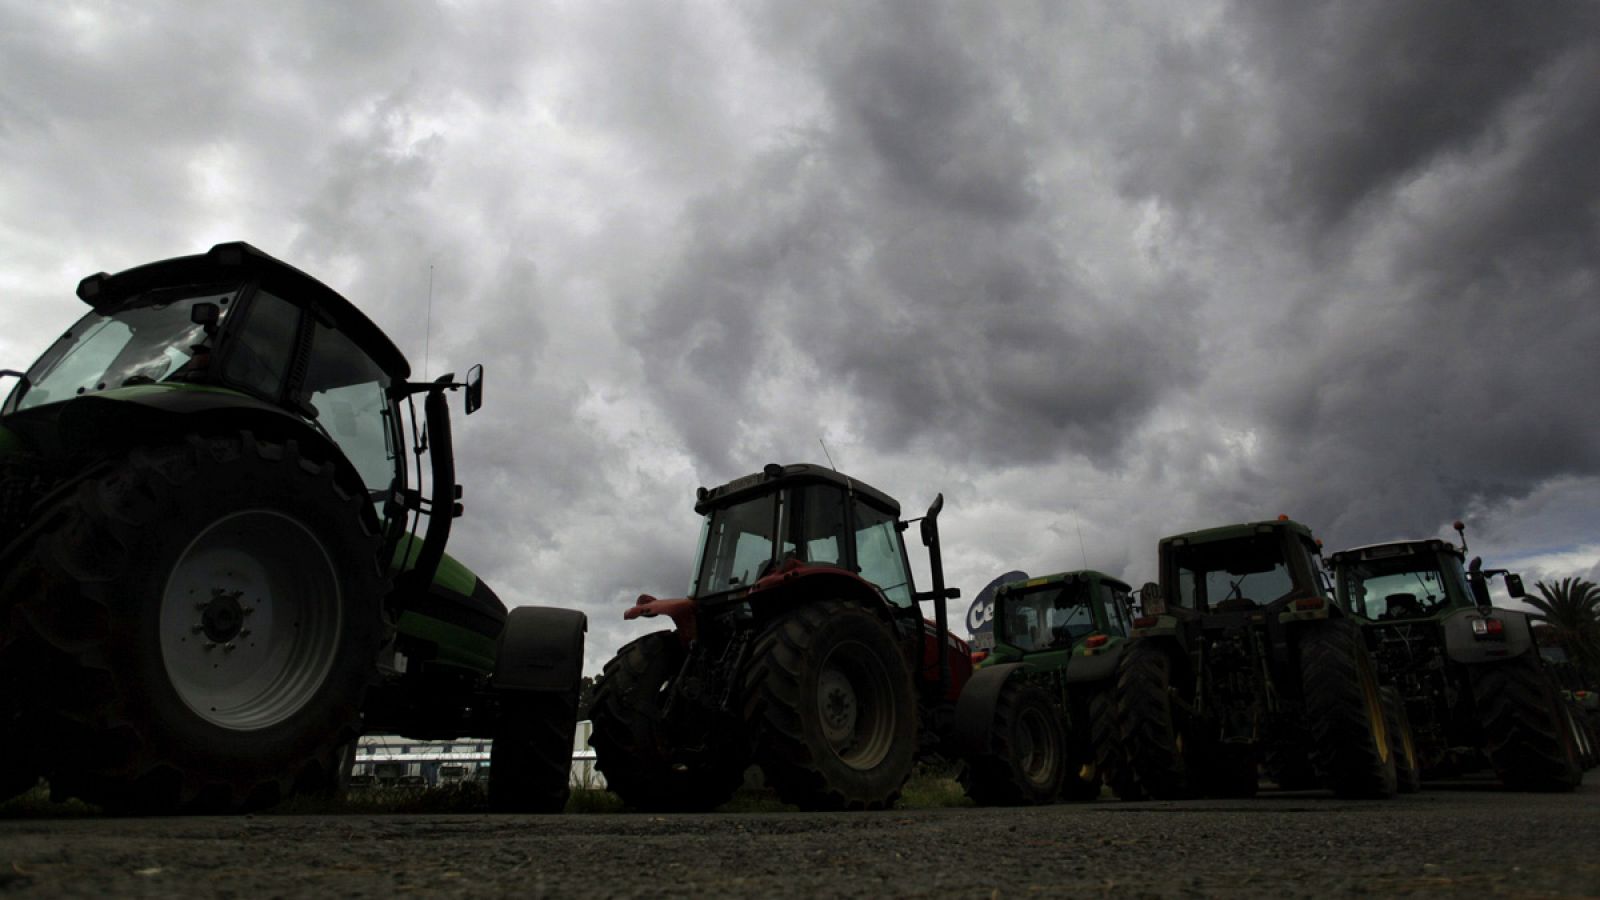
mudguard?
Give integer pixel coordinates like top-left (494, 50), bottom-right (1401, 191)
top-left (1442, 607), bottom-right (1535, 665)
top-left (1064, 641), bottom-right (1125, 686)
top-left (492, 606), bottom-right (588, 694)
top-left (953, 662), bottom-right (1027, 756)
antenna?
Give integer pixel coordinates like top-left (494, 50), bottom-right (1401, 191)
top-left (1075, 514), bottom-right (1089, 569)
top-left (818, 438), bottom-right (838, 471)
top-left (422, 264), bottom-right (435, 380)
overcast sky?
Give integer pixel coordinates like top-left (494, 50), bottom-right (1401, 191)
top-left (3, 1), bottom-right (1597, 671)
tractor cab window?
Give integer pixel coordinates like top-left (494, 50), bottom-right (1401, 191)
top-left (1173, 534), bottom-right (1295, 612)
top-left (1336, 552), bottom-right (1451, 620)
top-left (779, 484), bottom-right (848, 567)
top-left (854, 501), bottom-right (913, 608)
top-left (303, 320), bottom-right (397, 495)
top-left (222, 289), bottom-right (300, 400)
top-left (997, 582), bottom-right (1094, 650)
top-left (694, 493), bottom-right (777, 596)
top-left (12, 285), bottom-right (238, 412)
top-left (1102, 584), bottom-right (1132, 636)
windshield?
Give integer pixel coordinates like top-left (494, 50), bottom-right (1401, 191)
top-left (1335, 548), bottom-right (1462, 620)
top-left (997, 581), bottom-right (1096, 652)
top-left (1171, 534), bottom-right (1295, 612)
top-left (10, 285), bottom-right (238, 413)
top-left (693, 493), bottom-right (778, 595)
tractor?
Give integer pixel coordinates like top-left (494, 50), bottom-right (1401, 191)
top-left (1111, 518), bottom-right (1409, 800)
top-left (588, 463), bottom-right (967, 812)
top-left (1327, 524), bottom-right (1584, 790)
top-left (954, 570), bottom-right (1140, 804)
top-left (0, 242), bottom-right (586, 814)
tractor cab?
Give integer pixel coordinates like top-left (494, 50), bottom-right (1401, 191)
top-left (989, 571), bottom-right (1133, 659)
top-left (1328, 532), bottom-right (1526, 624)
top-left (1160, 518), bottom-right (1330, 618)
top-left (688, 463), bottom-right (915, 608)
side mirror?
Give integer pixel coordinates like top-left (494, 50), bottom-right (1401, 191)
top-left (190, 302), bottom-right (221, 337)
top-left (464, 364), bottom-right (484, 415)
top-left (1504, 573), bottom-right (1526, 599)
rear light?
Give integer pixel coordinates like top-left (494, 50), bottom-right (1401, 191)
top-left (1084, 634), bottom-right (1109, 649)
top-left (1471, 617), bottom-right (1505, 639)
top-left (1294, 596), bottom-right (1326, 611)
top-left (971, 650), bottom-right (989, 665)
top-left (1133, 615), bottom-right (1160, 629)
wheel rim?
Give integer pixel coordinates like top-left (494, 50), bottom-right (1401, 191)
top-left (1014, 705), bottom-right (1059, 786)
top-left (160, 510), bottom-right (343, 731)
top-left (816, 639), bottom-right (897, 770)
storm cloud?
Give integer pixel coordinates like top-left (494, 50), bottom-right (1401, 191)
top-left (2, 0), bottom-right (1595, 667)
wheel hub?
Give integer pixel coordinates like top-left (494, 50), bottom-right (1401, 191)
top-left (198, 589), bottom-right (249, 644)
top-left (818, 668), bottom-right (858, 744)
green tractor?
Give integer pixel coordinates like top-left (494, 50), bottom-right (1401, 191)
top-left (1112, 518), bottom-right (1408, 800)
top-left (953, 570), bottom-right (1140, 805)
top-left (0, 242), bottom-right (586, 814)
top-left (1327, 524), bottom-right (1584, 790)
top-left (588, 463), bottom-right (968, 812)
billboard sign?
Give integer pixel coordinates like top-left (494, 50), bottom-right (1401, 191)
top-left (965, 570), bottom-right (1028, 651)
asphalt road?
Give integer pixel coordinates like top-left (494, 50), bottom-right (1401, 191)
top-left (2, 783), bottom-right (1596, 898)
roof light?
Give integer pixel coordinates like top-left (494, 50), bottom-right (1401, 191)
top-left (1277, 514), bottom-right (1290, 521)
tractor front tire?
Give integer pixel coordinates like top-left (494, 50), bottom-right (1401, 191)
top-left (1471, 656), bottom-right (1582, 792)
top-left (1115, 641), bottom-right (1190, 800)
top-left (588, 631), bottom-right (745, 812)
top-left (1299, 620), bottom-right (1397, 799)
top-left (746, 600), bottom-right (917, 811)
top-left (490, 690), bottom-right (579, 813)
top-left (8, 434), bottom-right (388, 813)
top-left (960, 680), bottom-right (1068, 806)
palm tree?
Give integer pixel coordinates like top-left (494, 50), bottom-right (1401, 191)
top-left (1528, 577), bottom-right (1600, 681)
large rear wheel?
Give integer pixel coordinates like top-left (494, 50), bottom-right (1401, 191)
top-left (7, 434), bottom-right (388, 813)
top-left (746, 600), bottom-right (917, 811)
top-left (1114, 641), bottom-right (1190, 800)
top-left (588, 631), bottom-right (746, 812)
top-left (490, 691), bottom-right (579, 813)
top-left (1381, 687), bottom-right (1422, 794)
top-left (1299, 620), bottom-right (1396, 799)
top-left (1471, 655), bottom-right (1582, 792)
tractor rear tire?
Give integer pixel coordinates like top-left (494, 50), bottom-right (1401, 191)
top-left (589, 631), bottom-right (745, 812)
top-left (960, 680), bottom-right (1068, 806)
top-left (1299, 620), bottom-right (1397, 799)
top-left (1471, 655), bottom-right (1582, 792)
top-left (1090, 690), bottom-right (1143, 800)
top-left (490, 690), bottom-right (579, 813)
top-left (1381, 687), bottom-right (1422, 794)
top-left (6, 434), bottom-right (388, 813)
top-left (745, 600), bottom-right (917, 811)
top-left (1115, 641), bottom-right (1190, 800)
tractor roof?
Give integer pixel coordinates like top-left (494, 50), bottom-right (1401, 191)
top-left (694, 463), bottom-right (900, 516)
top-left (998, 570), bottom-right (1131, 596)
top-left (1160, 518), bottom-right (1318, 548)
top-left (75, 242), bottom-right (411, 380)
top-left (1327, 538), bottom-right (1464, 563)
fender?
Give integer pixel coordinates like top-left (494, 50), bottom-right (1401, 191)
top-left (952, 662), bottom-right (1028, 756)
top-left (1065, 640), bottom-right (1126, 687)
top-left (492, 606), bottom-right (588, 694)
top-left (1442, 606), bottom-right (1535, 665)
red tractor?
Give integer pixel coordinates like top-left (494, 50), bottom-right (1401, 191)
top-left (588, 463), bottom-right (969, 811)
